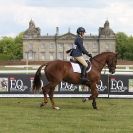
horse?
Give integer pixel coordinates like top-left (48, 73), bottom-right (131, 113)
top-left (33, 52), bottom-right (117, 110)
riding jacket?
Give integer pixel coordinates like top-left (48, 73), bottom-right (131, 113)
top-left (70, 35), bottom-right (89, 57)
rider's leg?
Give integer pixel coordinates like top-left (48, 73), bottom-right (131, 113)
top-left (81, 66), bottom-right (88, 78)
top-left (75, 56), bottom-right (88, 82)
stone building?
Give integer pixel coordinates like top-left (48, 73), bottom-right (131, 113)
top-left (23, 20), bottom-right (116, 61)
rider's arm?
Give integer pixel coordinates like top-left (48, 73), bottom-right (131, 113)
top-left (76, 37), bottom-right (89, 55)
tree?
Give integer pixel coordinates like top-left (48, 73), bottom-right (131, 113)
top-left (0, 32), bottom-right (23, 60)
top-left (116, 32), bottom-right (133, 60)
top-left (0, 37), bottom-right (14, 60)
top-left (116, 32), bottom-right (128, 60)
top-left (125, 36), bottom-right (133, 60)
top-left (13, 32), bottom-right (23, 59)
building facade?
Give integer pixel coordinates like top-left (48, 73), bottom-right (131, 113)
top-left (23, 20), bottom-right (116, 61)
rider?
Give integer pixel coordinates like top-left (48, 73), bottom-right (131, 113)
top-left (69, 27), bottom-right (92, 82)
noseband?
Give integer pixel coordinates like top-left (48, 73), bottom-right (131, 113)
top-left (107, 57), bottom-right (116, 72)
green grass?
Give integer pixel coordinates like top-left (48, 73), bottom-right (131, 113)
top-left (0, 98), bottom-right (133, 133)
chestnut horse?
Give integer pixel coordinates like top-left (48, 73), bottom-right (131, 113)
top-left (33, 52), bottom-right (117, 110)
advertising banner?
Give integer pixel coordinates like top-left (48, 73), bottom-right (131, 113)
top-left (0, 73), bottom-right (133, 96)
top-left (0, 74), bottom-right (34, 94)
top-left (0, 74), bottom-right (108, 94)
top-left (109, 75), bottom-right (133, 95)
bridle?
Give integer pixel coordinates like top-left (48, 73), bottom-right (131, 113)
top-left (90, 56), bottom-right (116, 74)
top-left (106, 57), bottom-right (117, 74)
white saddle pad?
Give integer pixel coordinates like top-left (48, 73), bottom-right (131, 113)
top-left (71, 62), bottom-right (81, 73)
top-left (70, 62), bottom-right (92, 73)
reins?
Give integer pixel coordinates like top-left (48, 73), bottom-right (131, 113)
top-left (90, 57), bottom-right (107, 74)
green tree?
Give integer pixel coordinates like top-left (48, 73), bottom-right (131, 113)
top-left (0, 32), bottom-right (23, 60)
top-left (116, 32), bottom-right (128, 60)
top-left (125, 36), bottom-right (133, 60)
top-left (0, 37), bottom-right (14, 60)
top-left (13, 32), bottom-right (23, 59)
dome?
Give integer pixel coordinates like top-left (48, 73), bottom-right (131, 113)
top-left (104, 20), bottom-right (109, 27)
top-left (29, 19), bottom-right (35, 28)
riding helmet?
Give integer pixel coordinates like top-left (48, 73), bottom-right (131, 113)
top-left (77, 27), bottom-right (86, 34)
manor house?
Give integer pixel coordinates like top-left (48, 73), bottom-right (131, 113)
top-left (23, 20), bottom-right (116, 61)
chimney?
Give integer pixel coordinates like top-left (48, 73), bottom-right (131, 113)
top-left (56, 27), bottom-right (59, 35)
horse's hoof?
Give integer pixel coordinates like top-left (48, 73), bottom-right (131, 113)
top-left (92, 102), bottom-right (98, 109)
top-left (40, 103), bottom-right (44, 107)
top-left (40, 103), bottom-right (46, 107)
top-left (94, 107), bottom-right (97, 109)
top-left (82, 98), bottom-right (88, 102)
top-left (93, 106), bottom-right (98, 109)
top-left (53, 107), bottom-right (60, 110)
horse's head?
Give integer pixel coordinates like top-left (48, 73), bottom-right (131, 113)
top-left (106, 53), bottom-right (117, 74)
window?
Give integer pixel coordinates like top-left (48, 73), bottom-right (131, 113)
top-left (41, 52), bottom-right (46, 60)
top-left (93, 43), bottom-right (98, 49)
top-left (28, 50), bottom-right (34, 60)
top-left (41, 44), bottom-right (45, 49)
top-left (58, 43), bottom-right (63, 50)
top-left (106, 43), bottom-right (111, 51)
top-left (49, 52), bottom-right (55, 60)
top-left (92, 43), bottom-right (98, 52)
top-left (67, 44), bottom-right (73, 49)
top-left (58, 52), bottom-right (63, 60)
top-left (24, 52), bottom-right (28, 60)
top-left (29, 44), bottom-right (33, 50)
top-left (49, 43), bottom-right (55, 50)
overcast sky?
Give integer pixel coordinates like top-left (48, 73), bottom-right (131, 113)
top-left (0, 0), bottom-right (133, 37)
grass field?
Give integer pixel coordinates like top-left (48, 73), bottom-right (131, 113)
top-left (0, 98), bottom-right (133, 133)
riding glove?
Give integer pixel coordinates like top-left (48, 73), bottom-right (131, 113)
top-left (86, 53), bottom-right (92, 58)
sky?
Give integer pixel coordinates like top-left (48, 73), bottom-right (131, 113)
top-left (0, 0), bottom-right (133, 37)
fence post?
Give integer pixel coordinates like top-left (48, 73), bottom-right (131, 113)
top-left (107, 74), bottom-right (110, 98)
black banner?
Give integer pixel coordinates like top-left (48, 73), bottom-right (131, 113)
top-left (109, 75), bottom-right (133, 95)
top-left (0, 74), bottom-right (133, 95)
top-left (0, 74), bottom-right (34, 94)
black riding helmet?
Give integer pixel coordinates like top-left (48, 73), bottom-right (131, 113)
top-left (77, 27), bottom-right (86, 34)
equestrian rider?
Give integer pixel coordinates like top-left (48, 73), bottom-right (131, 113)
top-left (70, 27), bottom-right (92, 82)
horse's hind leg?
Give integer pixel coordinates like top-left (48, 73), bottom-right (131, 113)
top-left (40, 86), bottom-right (50, 107)
top-left (48, 84), bottom-right (60, 110)
top-left (41, 82), bottom-right (59, 110)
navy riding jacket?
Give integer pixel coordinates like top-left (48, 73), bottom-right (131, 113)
top-left (70, 35), bottom-right (88, 57)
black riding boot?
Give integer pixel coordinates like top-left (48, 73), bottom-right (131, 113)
top-left (81, 66), bottom-right (89, 83)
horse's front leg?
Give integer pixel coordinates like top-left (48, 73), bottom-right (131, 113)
top-left (92, 98), bottom-right (97, 109)
top-left (89, 83), bottom-right (99, 109)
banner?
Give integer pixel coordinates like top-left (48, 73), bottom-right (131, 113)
top-left (0, 73), bottom-right (133, 96)
top-left (109, 75), bottom-right (133, 95)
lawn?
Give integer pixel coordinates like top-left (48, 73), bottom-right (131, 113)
top-left (0, 98), bottom-right (133, 133)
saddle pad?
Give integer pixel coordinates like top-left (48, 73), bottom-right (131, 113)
top-left (71, 62), bottom-right (81, 73)
top-left (70, 62), bottom-right (92, 73)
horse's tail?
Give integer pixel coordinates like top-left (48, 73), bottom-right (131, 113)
top-left (32, 63), bottom-right (47, 93)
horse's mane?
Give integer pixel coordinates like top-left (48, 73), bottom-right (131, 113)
top-left (93, 52), bottom-right (114, 59)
